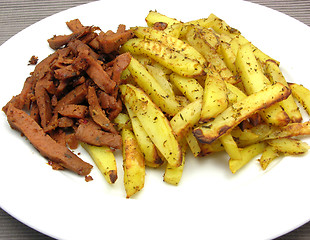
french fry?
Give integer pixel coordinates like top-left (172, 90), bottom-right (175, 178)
top-left (163, 140), bottom-right (187, 185)
top-left (186, 131), bottom-right (201, 157)
top-left (132, 27), bottom-right (207, 66)
top-left (267, 138), bottom-right (310, 155)
top-left (113, 112), bottom-right (131, 131)
top-left (186, 27), bottom-right (237, 84)
top-left (121, 38), bottom-right (205, 77)
top-left (264, 60), bottom-right (302, 123)
top-left (230, 34), bottom-right (280, 65)
top-left (219, 41), bottom-right (237, 75)
top-left (125, 105), bottom-right (163, 168)
top-left (289, 83), bottom-right (310, 115)
top-left (259, 138), bottom-right (310, 170)
top-left (169, 73), bottom-right (204, 102)
top-left (200, 67), bottom-right (228, 122)
top-left (220, 133), bottom-right (242, 161)
top-left (193, 82), bottom-right (291, 144)
top-left (120, 84), bottom-right (183, 167)
top-left (127, 57), bottom-right (181, 116)
top-left (226, 88), bottom-right (238, 105)
top-left (163, 23), bottom-right (183, 38)
top-left (206, 13), bottom-right (241, 36)
top-left (121, 128), bottom-right (145, 198)
top-left (218, 33), bottom-right (233, 45)
top-left (175, 95), bottom-right (190, 108)
top-left (236, 124), bottom-right (276, 147)
top-left (229, 142), bottom-right (267, 174)
top-left (230, 127), bottom-right (259, 142)
top-left (259, 145), bottom-right (280, 170)
top-left (146, 64), bottom-right (176, 101)
top-left (265, 121), bottom-right (310, 140)
top-left (81, 143), bottom-right (117, 184)
top-left (163, 99), bottom-right (203, 185)
top-left (235, 42), bottom-right (271, 92)
top-left (235, 43), bottom-right (290, 126)
top-left (145, 10), bottom-right (181, 28)
top-left (199, 139), bottom-right (224, 156)
top-left (144, 11), bottom-right (184, 37)
top-left (132, 54), bottom-right (154, 66)
top-left (225, 82), bottom-right (247, 104)
top-left (163, 154), bottom-right (185, 185)
top-left (180, 13), bottom-right (241, 38)
top-left (170, 99), bottom-right (202, 140)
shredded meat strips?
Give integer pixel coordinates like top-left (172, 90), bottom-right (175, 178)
top-left (7, 105), bottom-right (93, 176)
top-left (3, 19), bottom-right (133, 176)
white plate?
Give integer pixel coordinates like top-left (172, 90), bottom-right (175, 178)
top-left (1, 0), bottom-right (310, 239)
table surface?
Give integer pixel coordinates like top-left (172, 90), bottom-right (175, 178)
top-left (1, 0), bottom-right (310, 239)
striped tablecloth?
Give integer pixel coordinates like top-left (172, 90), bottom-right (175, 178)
top-left (0, 1), bottom-right (310, 239)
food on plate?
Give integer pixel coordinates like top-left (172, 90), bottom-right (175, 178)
top-left (3, 19), bottom-right (133, 179)
top-left (81, 142), bottom-right (117, 184)
top-left (3, 11), bottom-right (310, 198)
top-left (193, 82), bottom-right (291, 144)
top-left (120, 84), bottom-right (183, 168)
top-left (6, 104), bottom-right (93, 176)
top-left (120, 10), bottom-right (310, 183)
top-left (289, 82), bottom-right (310, 115)
top-left (121, 127), bottom-right (145, 198)
top-left (235, 43), bottom-right (290, 126)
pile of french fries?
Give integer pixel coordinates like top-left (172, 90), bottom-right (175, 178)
top-left (86, 11), bottom-right (310, 198)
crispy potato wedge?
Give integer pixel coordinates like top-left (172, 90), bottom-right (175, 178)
top-left (81, 143), bottom-right (117, 184)
top-left (132, 27), bottom-right (207, 66)
top-left (175, 95), bottom-right (191, 108)
top-left (170, 99), bottom-right (202, 140)
top-left (186, 130), bottom-right (201, 157)
top-left (164, 140), bottom-right (187, 185)
top-left (264, 60), bottom-right (302, 123)
top-left (120, 84), bottom-right (182, 167)
top-left (267, 138), bottom-right (310, 155)
top-left (121, 128), bottom-right (145, 198)
top-left (200, 68), bottom-right (228, 122)
top-left (265, 121), bottom-right (310, 140)
top-left (132, 54), bottom-right (154, 66)
top-left (235, 43), bottom-right (290, 126)
top-left (193, 82), bottom-right (291, 144)
top-left (145, 10), bottom-right (181, 27)
top-left (229, 142), bottom-right (267, 174)
top-left (225, 82), bottom-right (247, 105)
top-left (199, 139), bottom-right (224, 156)
top-left (164, 155), bottom-right (185, 185)
top-left (186, 27), bottom-right (236, 84)
top-left (169, 73), bottom-right (204, 102)
top-left (127, 57), bottom-right (181, 116)
top-left (236, 124), bottom-right (277, 147)
top-left (144, 11), bottom-right (183, 37)
top-left (219, 41), bottom-right (237, 75)
top-left (146, 64), bottom-right (176, 101)
top-left (259, 145), bottom-right (280, 170)
top-left (163, 23), bottom-right (183, 38)
top-left (226, 88), bottom-right (238, 105)
top-left (113, 112), bottom-right (131, 131)
top-left (230, 127), bottom-right (259, 142)
top-left (125, 104), bottom-right (163, 168)
top-left (180, 13), bottom-right (240, 38)
top-left (220, 133), bottom-right (242, 161)
top-left (289, 83), bottom-right (310, 116)
top-left (230, 34), bottom-right (280, 66)
top-left (235, 42), bottom-right (273, 92)
top-left (121, 38), bottom-right (205, 77)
